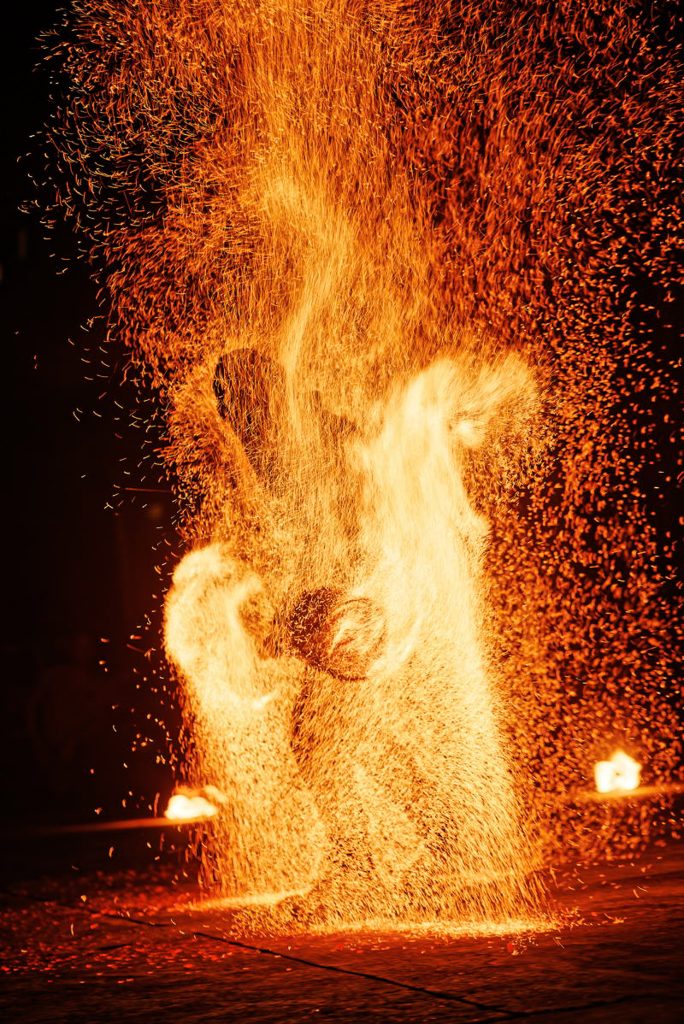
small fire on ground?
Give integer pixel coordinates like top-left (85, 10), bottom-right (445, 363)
top-left (594, 752), bottom-right (641, 795)
top-left (164, 786), bottom-right (225, 821)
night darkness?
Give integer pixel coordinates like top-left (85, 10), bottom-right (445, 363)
top-left (2, 2), bottom-right (178, 830)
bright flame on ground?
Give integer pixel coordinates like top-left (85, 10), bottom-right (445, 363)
top-left (594, 752), bottom-right (641, 795)
top-left (165, 786), bottom-right (224, 821)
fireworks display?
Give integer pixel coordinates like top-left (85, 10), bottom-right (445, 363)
top-left (43, 0), bottom-right (682, 932)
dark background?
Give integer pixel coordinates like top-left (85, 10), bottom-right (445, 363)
top-left (1, 1), bottom-right (179, 827)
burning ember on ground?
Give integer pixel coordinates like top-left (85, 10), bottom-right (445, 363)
top-left (594, 752), bottom-right (641, 796)
top-left (165, 786), bottom-right (224, 822)
top-left (44, 0), bottom-right (681, 932)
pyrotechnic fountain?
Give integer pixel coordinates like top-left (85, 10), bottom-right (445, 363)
top-left (44, 0), bottom-right (681, 932)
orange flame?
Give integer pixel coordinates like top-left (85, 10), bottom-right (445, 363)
top-left (164, 355), bottom-right (541, 924)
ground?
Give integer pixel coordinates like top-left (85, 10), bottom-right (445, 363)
top-left (1, 829), bottom-right (682, 1023)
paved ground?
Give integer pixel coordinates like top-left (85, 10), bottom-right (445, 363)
top-left (1, 832), bottom-right (682, 1023)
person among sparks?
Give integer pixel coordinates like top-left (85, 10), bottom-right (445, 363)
top-left (166, 348), bottom-right (537, 921)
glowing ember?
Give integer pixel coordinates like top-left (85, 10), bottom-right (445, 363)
top-left (44, 0), bottom-right (682, 930)
top-left (594, 752), bottom-right (642, 795)
top-left (165, 786), bottom-right (225, 821)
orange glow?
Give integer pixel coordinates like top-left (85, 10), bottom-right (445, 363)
top-left (48, 0), bottom-right (681, 931)
top-left (594, 752), bottom-right (641, 795)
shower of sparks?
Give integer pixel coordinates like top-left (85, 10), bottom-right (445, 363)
top-left (43, 0), bottom-right (682, 932)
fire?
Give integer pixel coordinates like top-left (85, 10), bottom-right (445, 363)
top-left (164, 786), bottom-right (225, 821)
top-left (163, 354), bottom-right (540, 924)
top-left (594, 752), bottom-right (641, 795)
top-left (46, 0), bottom-right (681, 928)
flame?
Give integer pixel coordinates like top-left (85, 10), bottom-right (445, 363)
top-left (164, 786), bottom-right (225, 821)
top-left (594, 752), bottom-right (641, 795)
top-left (163, 354), bottom-right (541, 924)
top-left (149, 2), bottom-right (544, 925)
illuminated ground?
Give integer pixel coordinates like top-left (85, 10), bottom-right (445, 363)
top-left (1, 834), bottom-right (682, 1023)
